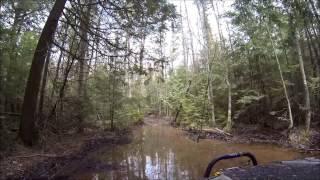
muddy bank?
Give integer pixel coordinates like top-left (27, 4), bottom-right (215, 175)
top-left (183, 125), bottom-right (320, 155)
top-left (149, 115), bottom-right (319, 152)
top-left (0, 129), bottom-right (132, 180)
top-left (150, 115), bottom-right (319, 153)
top-left (184, 127), bottom-right (288, 148)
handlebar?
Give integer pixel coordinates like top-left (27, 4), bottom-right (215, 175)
top-left (203, 152), bottom-right (258, 178)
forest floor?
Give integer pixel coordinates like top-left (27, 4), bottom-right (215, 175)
top-left (0, 127), bottom-right (133, 180)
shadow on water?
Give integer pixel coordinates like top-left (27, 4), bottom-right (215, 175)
top-left (71, 118), bottom-right (304, 180)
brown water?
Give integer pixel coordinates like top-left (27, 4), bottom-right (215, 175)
top-left (73, 119), bottom-right (303, 180)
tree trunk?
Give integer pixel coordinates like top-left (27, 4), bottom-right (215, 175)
top-left (173, 80), bottom-right (191, 123)
top-left (179, 1), bottom-right (188, 74)
top-left (5, 6), bottom-right (24, 114)
top-left (38, 45), bottom-right (52, 123)
top-left (305, 29), bottom-right (320, 77)
top-left (184, 0), bottom-right (196, 70)
top-left (225, 74), bottom-right (232, 131)
top-left (77, 2), bottom-right (91, 133)
top-left (208, 76), bottom-right (216, 126)
top-left (211, 1), bottom-right (232, 130)
top-left (267, 26), bottom-right (294, 129)
top-left (51, 24), bottom-right (69, 99)
top-left (295, 31), bottom-right (311, 133)
top-left (305, 27), bottom-right (320, 76)
top-left (139, 31), bottom-right (146, 74)
top-left (200, 0), bottom-right (216, 126)
top-left (19, 0), bottom-right (67, 146)
top-left (110, 73), bottom-right (115, 131)
top-left (0, 30), bottom-right (3, 114)
top-left (49, 55), bottom-right (76, 120)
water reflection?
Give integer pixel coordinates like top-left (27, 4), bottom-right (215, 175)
top-left (74, 122), bottom-right (303, 180)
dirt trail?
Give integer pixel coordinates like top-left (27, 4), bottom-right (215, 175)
top-left (143, 115), bottom-right (171, 126)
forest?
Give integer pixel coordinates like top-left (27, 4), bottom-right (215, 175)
top-left (0, 0), bottom-right (319, 179)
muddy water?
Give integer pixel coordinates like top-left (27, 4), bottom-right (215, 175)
top-left (74, 119), bottom-right (303, 180)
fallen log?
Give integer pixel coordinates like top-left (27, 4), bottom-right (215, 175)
top-left (202, 128), bottom-right (232, 136)
top-left (298, 148), bottom-right (320, 153)
top-left (12, 154), bottom-right (62, 158)
top-left (0, 112), bottom-right (21, 117)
